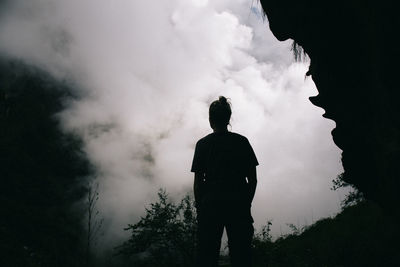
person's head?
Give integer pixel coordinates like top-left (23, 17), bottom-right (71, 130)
top-left (209, 96), bottom-right (231, 131)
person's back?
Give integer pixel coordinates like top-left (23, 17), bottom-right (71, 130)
top-left (193, 131), bottom-right (257, 206)
top-left (191, 96), bottom-right (258, 267)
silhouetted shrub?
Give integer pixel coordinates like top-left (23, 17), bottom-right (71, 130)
top-left (116, 189), bottom-right (197, 267)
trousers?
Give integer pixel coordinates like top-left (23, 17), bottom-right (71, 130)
top-left (196, 200), bottom-right (254, 267)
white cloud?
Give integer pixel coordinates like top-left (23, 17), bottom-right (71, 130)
top-left (0, 0), bottom-right (346, 246)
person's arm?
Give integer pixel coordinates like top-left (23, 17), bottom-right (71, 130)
top-left (193, 172), bottom-right (205, 209)
top-left (247, 166), bottom-right (257, 204)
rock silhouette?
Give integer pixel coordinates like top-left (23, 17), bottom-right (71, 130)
top-left (260, 0), bottom-right (400, 215)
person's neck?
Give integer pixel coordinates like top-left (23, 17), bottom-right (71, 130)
top-left (213, 127), bottom-right (228, 133)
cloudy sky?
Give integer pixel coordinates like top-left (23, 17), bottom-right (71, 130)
top-left (0, 0), bottom-right (346, 246)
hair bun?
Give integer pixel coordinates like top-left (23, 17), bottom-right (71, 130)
top-left (219, 96), bottom-right (227, 104)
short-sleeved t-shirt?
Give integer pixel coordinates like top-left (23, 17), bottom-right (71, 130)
top-left (191, 131), bottom-right (258, 184)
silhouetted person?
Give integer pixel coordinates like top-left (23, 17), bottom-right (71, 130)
top-left (191, 96), bottom-right (258, 267)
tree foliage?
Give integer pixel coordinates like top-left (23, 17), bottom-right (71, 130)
top-left (252, 220), bottom-right (273, 266)
top-left (0, 58), bottom-right (92, 267)
top-left (331, 173), bottom-right (365, 208)
top-left (116, 189), bottom-right (197, 267)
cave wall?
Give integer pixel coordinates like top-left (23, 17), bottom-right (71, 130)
top-left (260, 0), bottom-right (400, 212)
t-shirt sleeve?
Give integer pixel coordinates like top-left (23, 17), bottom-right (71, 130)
top-left (191, 141), bottom-right (205, 173)
top-left (245, 138), bottom-right (259, 167)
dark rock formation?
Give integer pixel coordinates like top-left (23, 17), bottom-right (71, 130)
top-left (260, 0), bottom-right (400, 213)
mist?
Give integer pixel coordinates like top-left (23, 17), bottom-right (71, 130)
top-left (0, 0), bottom-right (346, 249)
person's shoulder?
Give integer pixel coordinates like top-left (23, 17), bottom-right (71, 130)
top-left (196, 133), bottom-right (214, 146)
top-left (228, 132), bottom-right (249, 142)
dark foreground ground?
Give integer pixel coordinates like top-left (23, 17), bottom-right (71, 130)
top-left (250, 201), bottom-right (400, 267)
top-left (212, 201), bottom-right (399, 267)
